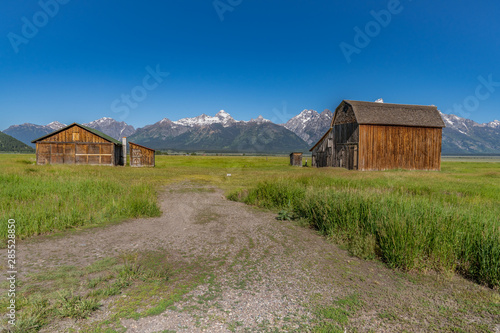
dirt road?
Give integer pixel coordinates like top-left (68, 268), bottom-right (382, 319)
top-left (17, 183), bottom-right (499, 332)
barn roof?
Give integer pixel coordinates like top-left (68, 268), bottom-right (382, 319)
top-left (129, 141), bottom-right (155, 152)
top-left (31, 123), bottom-right (122, 145)
top-left (339, 100), bottom-right (445, 128)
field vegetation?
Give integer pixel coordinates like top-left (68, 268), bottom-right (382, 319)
top-left (0, 154), bottom-right (499, 331)
top-left (1, 154), bottom-right (499, 289)
top-left (229, 164), bottom-right (500, 287)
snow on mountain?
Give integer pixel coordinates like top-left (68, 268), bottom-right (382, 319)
top-left (486, 120), bottom-right (500, 129)
top-left (47, 121), bottom-right (67, 130)
top-left (284, 109), bottom-right (333, 145)
top-left (248, 115), bottom-right (271, 124)
top-left (437, 111), bottom-right (500, 154)
top-left (438, 111), bottom-right (500, 133)
top-left (84, 117), bottom-right (136, 140)
top-left (3, 122), bottom-right (67, 147)
top-left (132, 118), bottom-right (189, 140)
top-left (129, 111), bottom-right (309, 153)
top-left (175, 110), bottom-right (237, 127)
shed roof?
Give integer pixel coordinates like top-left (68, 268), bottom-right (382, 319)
top-left (129, 142), bottom-right (155, 152)
top-left (31, 123), bottom-right (122, 145)
top-left (338, 100), bottom-right (445, 128)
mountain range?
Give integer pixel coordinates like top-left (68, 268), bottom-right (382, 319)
top-left (439, 112), bottom-right (500, 154)
top-left (128, 111), bottom-right (307, 153)
top-left (3, 109), bottom-right (500, 155)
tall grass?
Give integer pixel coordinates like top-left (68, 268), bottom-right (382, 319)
top-left (231, 175), bottom-right (500, 288)
top-left (0, 158), bottom-right (161, 240)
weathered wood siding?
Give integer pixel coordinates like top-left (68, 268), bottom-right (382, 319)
top-left (129, 143), bottom-right (155, 167)
top-left (289, 153), bottom-right (303, 167)
top-left (35, 125), bottom-right (118, 166)
top-left (358, 125), bottom-right (442, 171)
top-left (311, 130), bottom-right (333, 167)
top-left (38, 126), bottom-right (109, 144)
top-left (331, 123), bottom-right (359, 170)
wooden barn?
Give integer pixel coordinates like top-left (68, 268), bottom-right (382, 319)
top-left (310, 100), bottom-right (445, 171)
top-left (289, 152), bottom-right (303, 167)
top-left (32, 123), bottom-right (124, 166)
top-left (129, 142), bottom-right (155, 167)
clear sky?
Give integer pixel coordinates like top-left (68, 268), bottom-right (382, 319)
top-left (1, 0), bottom-right (499, 130)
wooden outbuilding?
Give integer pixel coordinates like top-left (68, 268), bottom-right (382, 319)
top-left (31, 123), bottom-right (124, 166)
top-left (289, 152), bottom-right (303, 167)
top-left (129, 142), bottom-right (155, 167)
top-left (310, 100), bottom-right (445, 171)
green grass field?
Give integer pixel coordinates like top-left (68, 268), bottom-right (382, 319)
top-left (1, 154), bottom-right (499, 287)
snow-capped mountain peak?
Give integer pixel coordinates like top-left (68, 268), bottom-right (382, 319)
top-left (83, 117), bottom-right (136, 139)
top-left (486, 120), bottom-right (500, 129)
top-left (215, 110), bottom-right (230, 118)
top-left (174, 111), bottom-right (237, 127)
top-left (249, 115), bottom-right (271, 124)
top-left (47, 121), bottom-right (66, 130)
top-left (289, 110), bottom-right (320, 125)
top-left (284, 109), bottom-right (333, 144)
top-left (85, 117), bottom-right (116, 126)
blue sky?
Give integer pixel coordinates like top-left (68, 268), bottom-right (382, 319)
top-left (1, 0), bottom-right (499, 130)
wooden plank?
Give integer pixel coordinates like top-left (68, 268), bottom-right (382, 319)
top-left (356, 125), bottom-right (442, 171)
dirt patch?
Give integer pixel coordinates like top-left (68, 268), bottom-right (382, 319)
top-left (9, 182), bottom-right (500, 332)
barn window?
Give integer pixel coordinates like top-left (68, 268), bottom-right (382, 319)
top-left (73, 133), bottom-right (80, 141)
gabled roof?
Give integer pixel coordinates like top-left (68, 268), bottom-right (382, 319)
top-left (129, 142), bottom-right (155, 152)
top-left (31, 123), bottom-right (122, 145)
top-left (339, 100), bottom-right (445, 128)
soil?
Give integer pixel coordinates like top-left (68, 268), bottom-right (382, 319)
top-left (16, 182), bottom-right (500, 332)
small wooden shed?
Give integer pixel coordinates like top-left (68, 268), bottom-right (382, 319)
top-left (289, 152), bottom-right (303, 167)
top-left (310, 100), bottom-right (445, 171)
top-left (129, 142), bottom-right (155, 167)
top-left (31, 123), bottom-right (124, 166)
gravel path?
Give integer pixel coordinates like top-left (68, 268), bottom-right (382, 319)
top-left (16, 182), bottom-right (500, 332)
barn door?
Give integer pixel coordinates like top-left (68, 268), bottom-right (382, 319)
top-left (337, 146), bottom-right (347, 168)
top-left (348, 145), bottom-right (358, 170)
top-left (336, 144), bottom-right (358, 170)
top-left (131, 148), bottom-right (142, 166)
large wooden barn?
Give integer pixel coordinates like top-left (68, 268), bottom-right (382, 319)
top-left (310, 100), bottom-right (445, 171)
top-left (32, 123), bottom-right (125, 166)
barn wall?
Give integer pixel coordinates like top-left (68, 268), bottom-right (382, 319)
top-left (311, 130), bottom-right (333, 167)
top-left (36, 142), bottom-right (116, 165)
top-left (358, 125), bottom-right (442, 171)
top-left (129, 143), bottom-right (155, 167)
top-left (330, 121), bottom-right (359, 170)
top-left (289, 153), bottom-right (302, 166)
top-left (35, 125), bottom-right (121, 166)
